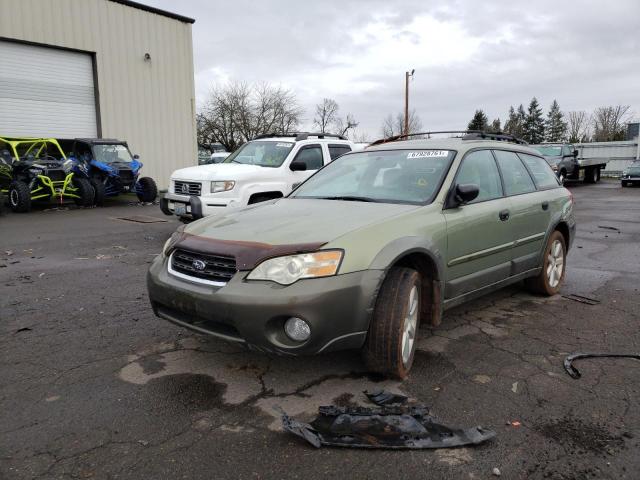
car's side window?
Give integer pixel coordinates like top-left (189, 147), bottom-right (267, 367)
top-left (518, 153), bottom-right (560, 189)
top-left (493, 150), bottom-right (536, 196)
top-left (328, 144), bottom-right (352, 161)
top-left (293, 145), bottom-right (323, 170)
top-left (456, 150), bottom-right (503, 203)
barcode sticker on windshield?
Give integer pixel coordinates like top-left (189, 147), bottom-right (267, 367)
top-left (276, 143), bottom-right (293, 148)
top-left (407, 150), bottom-right (449, 159)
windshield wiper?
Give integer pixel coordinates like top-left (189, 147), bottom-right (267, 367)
top-left (317, 195), bottom-right (379, 202)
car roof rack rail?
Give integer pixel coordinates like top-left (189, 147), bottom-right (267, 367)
top-left (251, 132), bottom-right (348, 141)
top-left (369, 130), bottom-right (528, 146)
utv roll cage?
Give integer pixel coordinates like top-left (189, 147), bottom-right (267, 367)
top-left (369, 130), bottom-right (528, 147)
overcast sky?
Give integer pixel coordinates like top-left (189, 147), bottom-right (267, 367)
top-left (146, 0), bottom-right (640, 139)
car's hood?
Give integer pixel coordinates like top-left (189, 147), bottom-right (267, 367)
top-left (171, 163), bottom-right (270, 181)
top-left (185, 198), bottom-right (419, 245)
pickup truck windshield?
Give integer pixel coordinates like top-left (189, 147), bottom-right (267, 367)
top-left (292, 149), bottom-right (455, 204)
top-left (534, 146), bottom-right (562, 156)
top-left (224, 141), bottom-right (294, 168)
top-left (93, 144), bottom-right (133, 163)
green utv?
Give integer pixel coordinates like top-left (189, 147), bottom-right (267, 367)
top-left (0, 137), bottom-right (93, 212)
top-left (148, 131), bottom-right (576, 378)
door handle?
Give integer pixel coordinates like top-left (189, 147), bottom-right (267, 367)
top-left (499, 209), bottom-right (510, 221)
top-left (541, 201), bottom-right (549, 211)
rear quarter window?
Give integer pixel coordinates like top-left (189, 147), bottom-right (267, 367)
top-left (518, 153), bottom-right (560, 189)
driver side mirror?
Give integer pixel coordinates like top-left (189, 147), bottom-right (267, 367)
top-left (572, 149), bottom-right (578, 158)
top-left (290, 160), bottom-right (307, 171)
top-left (449, 183), bottom-right (479, 207)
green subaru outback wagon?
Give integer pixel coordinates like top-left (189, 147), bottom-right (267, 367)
top-left (148, 132), bottom-right (575, 378)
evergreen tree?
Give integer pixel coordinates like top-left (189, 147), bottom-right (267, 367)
top-left (490, 118), bottom-right (501, 133)
top-left (545, 99), bottom-right (568, 142)
top-left (523, 97), bottom-right (545, 144)
top-left (467, 109), bottom-right (489, 131)
top-left (504, 105), bottom-right (526, 138)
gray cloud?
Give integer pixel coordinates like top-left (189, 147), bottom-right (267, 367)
top-left (146, 0), bottom-right (640, 139)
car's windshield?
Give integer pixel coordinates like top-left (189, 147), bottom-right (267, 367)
top-left (628, 166), bottom-right (640, 174)
top-left (223, 141), bottom-right (294, 167)
top-left (533, 146), bottom-right (562, 156)
top-left (291, 149), bottom-right (455, 204)
top-left (92, 144), bottom-right (133, 163)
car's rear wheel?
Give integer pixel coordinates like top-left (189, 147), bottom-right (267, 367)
top-left (362, 266), bottom-right (421, 379)
top-left (9, 181), bottom-right (31, 213)
top-left (525, 230), bottom-right (567, 296)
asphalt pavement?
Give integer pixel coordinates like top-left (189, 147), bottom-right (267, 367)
top-left (1, 182), bottom-right (639, 479)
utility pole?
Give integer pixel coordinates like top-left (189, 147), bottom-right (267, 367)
top-left (404, 69), bottom-right (415, 137)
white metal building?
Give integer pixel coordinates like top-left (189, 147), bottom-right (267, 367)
top-left (0, 0), bottom-right (197, 188)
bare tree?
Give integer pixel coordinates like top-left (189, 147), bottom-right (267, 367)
top-left (592, 105), bottom-right (631, 142)
top-left (381, 110), bottom-right (422, 137)
top-left (198, 80), bottom-right (303, 151)
top-left (334, 113), bottom-right (359, 137)
top-left (313, 98), bottom-right (339, 133)
top-left (567, 111), bottom-right (591, 143)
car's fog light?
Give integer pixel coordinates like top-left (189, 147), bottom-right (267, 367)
top-left (284, 317), bottom-right (311, 342)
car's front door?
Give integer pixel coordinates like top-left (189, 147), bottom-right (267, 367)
top-left (288, 144), bottom-right (323, 190)
top-left (443, 149), bottom-right (512, 299)
top-left (493, 150), bottom-right (550, 275)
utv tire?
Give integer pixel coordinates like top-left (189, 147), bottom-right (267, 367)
top-left (525, 230), bottom-right (567, 296)
top-left (9, 181), bottom-right (31, 213)
top-left (362, 267), bottom-right (421, 379)
top-left (136, 177), bottom-right (158, 203)
top-left (73, 178), bottom-right (95, 207)
top-left (90, 179), bottom-right (106, 206)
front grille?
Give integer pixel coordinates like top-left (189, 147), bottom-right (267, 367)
top-left (171, 249), bottom-right (236, 284)
top-left (118, 169), bottom-right (134, 184)
top-left (174, 180), bottom-right (201, 196)
top-left (46, 169), bottom-right (65, 181)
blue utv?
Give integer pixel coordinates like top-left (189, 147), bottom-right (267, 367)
top-left (65, 138), bottom-right (158, 206)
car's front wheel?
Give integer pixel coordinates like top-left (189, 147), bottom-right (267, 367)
top-left (362, 266), bottom-right (421, 379)
top-left (526, 230), bottom-right (567, 296)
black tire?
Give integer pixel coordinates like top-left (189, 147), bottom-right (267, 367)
top-left (90, 178), bottom-right (106, 206)
top-left (8, 181), bottom-right (31, 213)
top-left (136, 177), bottom-right (157, 203)
top-left (525, 230), bottom-right (567, 296)
top-left (558, 169), bottom-right (566, 185)
top-left (584, 167), bottom-right (599, 184)
top-left (72, 177), bottom-right (95, 207)
top-left (362, 266), bottom-right (421, 379)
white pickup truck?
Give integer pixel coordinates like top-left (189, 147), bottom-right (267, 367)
top-left (160, 133), bottom-right (355, 220)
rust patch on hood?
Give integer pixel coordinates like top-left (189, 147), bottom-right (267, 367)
top-left (175, 233), bottom-right (326, 270)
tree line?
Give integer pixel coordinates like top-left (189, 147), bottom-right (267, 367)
top-left (467, 99), bottom-right (632, 144)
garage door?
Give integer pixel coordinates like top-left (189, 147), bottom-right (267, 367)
top-left (0, 40), bottom-right (97, 138)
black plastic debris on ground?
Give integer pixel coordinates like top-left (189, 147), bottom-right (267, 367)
top-left (564, 353), bottom-right (640, 379)
top-left (562, 294), bottom-right (600, 305)
top-left (278, 390), bottom-right (496, 449)
top-left (364, 389), bottom-right (408, 406)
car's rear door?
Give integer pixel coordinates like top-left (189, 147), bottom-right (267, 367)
top-left (493, 149), bottom-right (553, 275)
top-left (443, 149), bottom-right (512, 299)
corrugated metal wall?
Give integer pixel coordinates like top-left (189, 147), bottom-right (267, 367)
top-left (0, 0), bottom-right (196, 188)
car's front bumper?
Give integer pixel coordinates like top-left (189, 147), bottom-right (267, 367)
top-left (621, 177), bottom-right (640, 185)
top-left (147, 254), bottom-right (384, 355)
top-left (160, 192), bottom-right (238, 219)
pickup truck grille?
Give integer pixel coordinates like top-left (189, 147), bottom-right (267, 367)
top-left (174, 180), bottom-right (201, 196)
top-left (171, 249), bottom-right (236, 284)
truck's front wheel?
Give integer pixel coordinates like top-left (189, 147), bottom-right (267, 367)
top-left (362, 267), bottom-right (421, 379)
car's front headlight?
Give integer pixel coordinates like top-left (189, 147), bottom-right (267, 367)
top-left (247, 250), bottom-right (343, 285)
top-left (162, 225), bottom-right (186, 255)
top-left (211, 180), bottom-right (235, 193)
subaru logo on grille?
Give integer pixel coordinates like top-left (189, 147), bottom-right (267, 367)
top-left (192, 259), bottom-right (206, 271)
top-left (181, 184), bottom-right (189, 194)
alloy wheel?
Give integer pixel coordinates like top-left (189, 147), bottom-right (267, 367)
top-left (546, 239), bottom-right (564, 288)
top-left (401, 285), bottom-right (419, 366)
